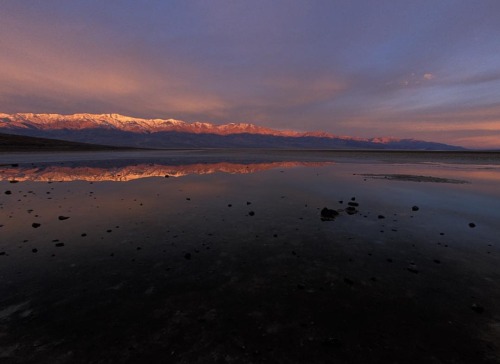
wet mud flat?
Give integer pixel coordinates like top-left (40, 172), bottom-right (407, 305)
top-left (1, 151), bottom-right (500, 363)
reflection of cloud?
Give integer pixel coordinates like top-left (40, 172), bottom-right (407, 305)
top-left (423, 73), bottom-right (434, 80)
top-left (0, 161), bottom-right (333, 182)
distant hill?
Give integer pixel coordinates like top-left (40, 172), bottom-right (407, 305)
top-left (0, 132), bottom-right (131, 152)
top-left (0, 113), bottom-right (465, 150)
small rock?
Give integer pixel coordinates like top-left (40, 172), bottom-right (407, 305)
top-left (347, 202), bottom-right (359, 207)
top-left (345, 206), bottom-right (357, 215)
top-left (5, 190), bottom-right (12, 195)
top-left (344, 278), bottom-right (354, 286)
top-left (320, 207), bottom-right (339, 221)
top-left (470, 303), bottom-right (484, 314)
top-left (412, 206), bottom-right (419, 211)
top-left (246, 201), bottom-right (251, 205)
top-left (378, 215), bottom-right (385, 219)
top-left (249, 211), bottom-right (255, 216)
top-left (469, 222), bottom-right (476, 228)
top-left (32, 223), bottom-right (41, 228)
top-left (55, 242), bottom-right (65, 247)
top-left (184, 253), bottom-right (192, 260)
top-left (32, 248), bottom-right (38, 253)
top-left (58, 216), bottom-right (70, 221)
top-left (0, 251), bottom-right (6, 256)
top-left (407, 264), bottom-right (419, 274)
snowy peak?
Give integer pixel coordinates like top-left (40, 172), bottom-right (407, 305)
top-left (0, 112), bottom-right (464, 150)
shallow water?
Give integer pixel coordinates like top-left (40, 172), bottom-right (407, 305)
top-left (1, 150), bottom-right (500, 363)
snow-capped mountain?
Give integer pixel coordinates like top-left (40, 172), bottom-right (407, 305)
top-left (0, 112), bottom-right (464, 150)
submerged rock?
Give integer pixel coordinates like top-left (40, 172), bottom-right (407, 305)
top-left (320, 207), bottom-right (339, 221)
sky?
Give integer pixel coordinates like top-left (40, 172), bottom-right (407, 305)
top-left (1, 1), bottom-right (500, 148)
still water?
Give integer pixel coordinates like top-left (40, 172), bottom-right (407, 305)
top-left (1, 150), bottom-right (499, 363)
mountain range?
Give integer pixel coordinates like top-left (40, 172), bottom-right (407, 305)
top-left (0, 113), bottom-right (464, 150)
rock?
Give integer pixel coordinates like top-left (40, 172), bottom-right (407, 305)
top-left (246, 201), bottom-right (251, 205)
top-left (433, 259), bottom-right (441, 264)
top-left (32, 223), bottom-right (41, 228)
top-left (184, 253), bottom-right (192, 260)
top-left (347, 202), bottom-right (359, 207)
top-left (0, 251), bottom-right (6, 256)
top-left (249, 211), bottom-right (255, 216)
top-left (320, 207), bottom-right (339, 221)
top-left (378, 215), bottom-right (385, 219)
top-left (469, 222), bottom-right (476, 228)
top-left (412, 206), bottom-right (419, 211)
top-left (470, 303), bottom-right (484, 314)
top-left (345, 206), bottom-right (357, 215)
top-left (9, 180), bottom-right (19, 184)
top-left (32, 248), bottom-right (38, 253)
top-left (55, 242), bottom-right (65, 247)
top-left (5, 190), bottom-right (12, 195)
top-left (407, 264), bottom-right (419, 274)
top-left (58, 216), bottom-right (70, 220)
top-left (344, 278), bottom-right (354, 286)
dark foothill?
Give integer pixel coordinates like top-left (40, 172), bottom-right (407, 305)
top-left (5, 191), bottom-right (12, 195)
top-left (470, 303), bottom-right (484, 314)
top-left (412, 206), bottom-right (419, 211)
top-left (320, 207), bottom-right (339, 221)
top-left (469, 222), bottom-right (476, 228)
top-left (55, 242), bottom-right (65, 247)
top-left (346, 206), bottom-right (357, 215)
top-left (164, 175), bottom-right (169, 178)
top-left (184, 253), bottom-right (192, 260)
top-left (32, 223), bottom-right (41, 228)
top-left (347, 202), bottom-right (359, 207)
top-left (58, 216), bottom-right (70, 220)
top-left (249, 211), bottom-right (255, 216)
top-left (378, 215), bottom-right (385, 219)
top-left (9, 180), bottom-right (19, 184)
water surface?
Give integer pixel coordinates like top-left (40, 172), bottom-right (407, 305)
top-left (1, 150), bottom-right (499, 363)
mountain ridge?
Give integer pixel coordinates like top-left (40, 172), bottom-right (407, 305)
top-left (0, 112), bottom-right (465, 150)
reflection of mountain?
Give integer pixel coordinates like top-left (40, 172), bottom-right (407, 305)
top-left (0, 161), bottom-right (332, 182)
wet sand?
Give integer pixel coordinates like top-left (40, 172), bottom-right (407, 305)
top-left (1, 150), bottom-right (499, 363)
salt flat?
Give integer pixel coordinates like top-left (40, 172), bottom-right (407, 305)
top-left (1, 150), bottom-right (499, 363)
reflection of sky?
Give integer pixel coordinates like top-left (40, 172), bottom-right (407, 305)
top-left (1, 1), bottom-right (500, 148)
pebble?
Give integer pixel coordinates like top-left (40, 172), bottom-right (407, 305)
top-left (469, 222), bottom-right (476, 228)
top-left (32, 223), bottom-right (41, 228)
top-left (412, 206), bottom-right (419, 211)
top-left (58, 216), bottom-right (70, 220)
